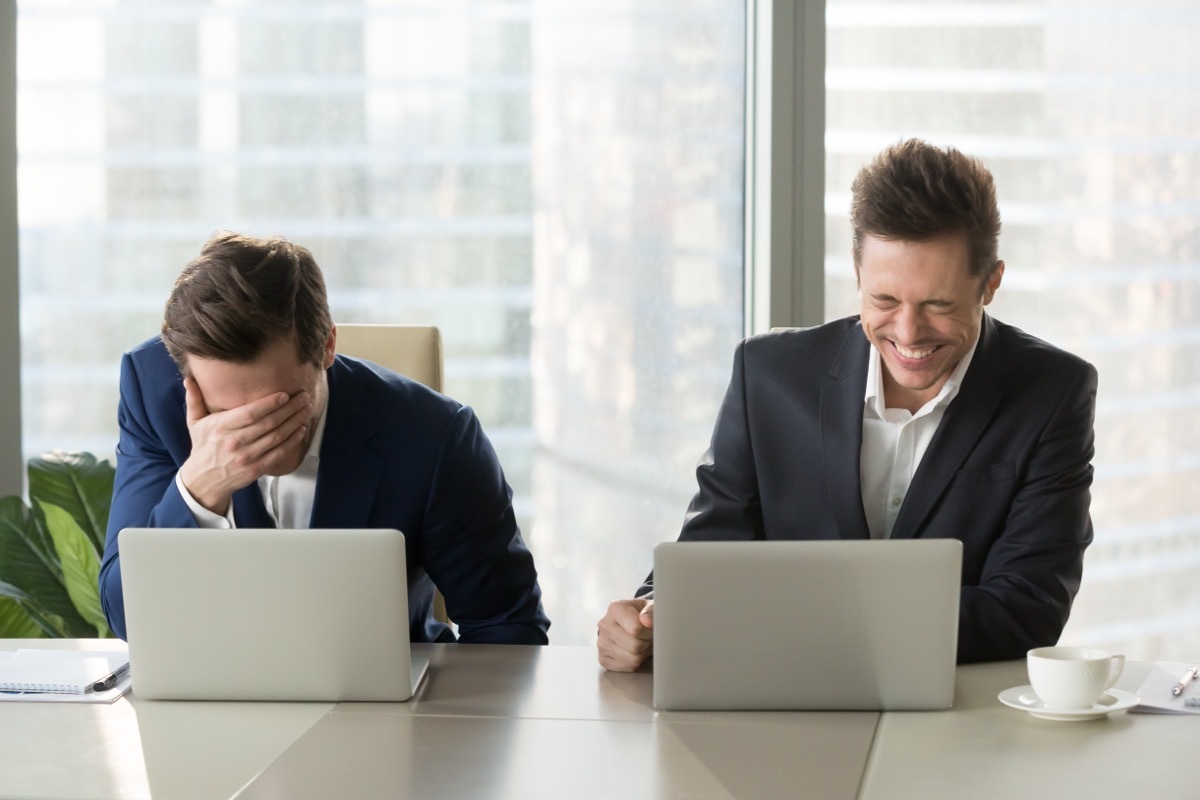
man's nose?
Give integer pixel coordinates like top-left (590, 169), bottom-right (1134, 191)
top-left (893, 305), bottom-right (923, 343)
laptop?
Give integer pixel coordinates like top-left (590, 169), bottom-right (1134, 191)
top-left (119, 527), bottom-right (429, 702)
top-left (651, 539), bottom-right (962, 711)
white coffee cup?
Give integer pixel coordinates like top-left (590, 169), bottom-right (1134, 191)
top-left (1027, 646), bottom-right (1125, 710)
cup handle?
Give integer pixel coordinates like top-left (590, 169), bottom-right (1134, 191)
top-left (1106, 654), bottom-right (1126, 689)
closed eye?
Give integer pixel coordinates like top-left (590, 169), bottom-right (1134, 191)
top-left (869, 294), bottom-right (899, 310)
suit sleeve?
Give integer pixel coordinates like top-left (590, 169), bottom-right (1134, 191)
top-left (637, 341), bottom-right (766, 596)
top-left (957, 361), bottom-right (1098, 663)
top-left (420, 406), bottom-right (550, 644)
top-left (98, 352), bottom-right (196, 640)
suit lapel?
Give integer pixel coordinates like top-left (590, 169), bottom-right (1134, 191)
top-left (309, 357), bottom-right (386, 529)
top-left (890, 314), bottom-right (1003, 539)
top-left (822, 323), bottom-right (871, 540)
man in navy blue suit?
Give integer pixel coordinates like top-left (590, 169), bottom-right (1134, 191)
top-left (99, 231), bottom-right (550, 644)
top-left (598, 139), bottom-right (1097, 669)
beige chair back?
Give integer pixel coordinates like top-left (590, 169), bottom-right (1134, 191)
top-left (335, 323), bottom-right (444, 392)
top-left (334, 322), bottom-right (449, 624)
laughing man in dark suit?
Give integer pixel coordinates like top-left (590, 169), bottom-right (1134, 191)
top-left (598, 139), bottom-right (1096, 669)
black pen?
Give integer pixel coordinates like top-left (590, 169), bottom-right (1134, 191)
top-left (1170, 665), bottom-right (1198, 697)
top-left (91, 663), bottom-right (130, 692)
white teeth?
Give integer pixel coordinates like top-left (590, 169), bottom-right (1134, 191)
top-left (895, 344), bottom-right (935, 360)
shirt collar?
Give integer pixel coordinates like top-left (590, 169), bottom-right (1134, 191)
top-left (864, 335), bottom-right (979, 418)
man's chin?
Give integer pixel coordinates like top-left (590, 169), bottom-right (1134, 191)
top-left (264, 456), bottom-right (306, 477)
top-left (881, 354), bottom-right (953, 397)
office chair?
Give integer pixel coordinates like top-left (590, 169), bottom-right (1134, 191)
top-left (335, 323), bottom-right (444, 393)
top-left (335, 323), bottom-right (449, 624)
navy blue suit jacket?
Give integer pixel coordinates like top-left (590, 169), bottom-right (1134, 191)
top-left (99, 336), bottom-right (550, 645)
top-left (647, 314), bottom-right (1096, 663)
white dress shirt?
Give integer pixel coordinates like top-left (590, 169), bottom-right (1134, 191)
top-left (860, 340), bottom-right (977, 539)
top-left (177, 405), bottom-right (328, 529)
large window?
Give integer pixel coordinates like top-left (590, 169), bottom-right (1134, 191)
top-left (17, 1), bottom-right (746, 645)
top-left (826, 0), bottom-right (1200, 660)
top-left (28, 1), bottom-right (1190, 660)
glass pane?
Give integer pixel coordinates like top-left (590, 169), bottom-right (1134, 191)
top-left (17, 0), bottom-right (746, 645)
top-left (826, 0), bottom-right (1200, 659)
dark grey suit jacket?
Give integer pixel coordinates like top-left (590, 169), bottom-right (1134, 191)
top-left (651, 314), bottom-right (1096, 663)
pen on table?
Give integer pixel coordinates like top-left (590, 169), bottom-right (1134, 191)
top-left (91, 663), bottom-right (130, 692)
top-left (1170, 665), bottom-right (1198, 697)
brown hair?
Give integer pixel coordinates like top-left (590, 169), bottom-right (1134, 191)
top-left (161, 231), bottom-right (332, 370)
top-left (850, 138), bottom-right (1001, 285)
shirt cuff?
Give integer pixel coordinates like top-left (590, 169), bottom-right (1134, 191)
top-left (175, 472), bottom-right (236, 529)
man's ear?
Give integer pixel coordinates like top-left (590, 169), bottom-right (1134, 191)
top-left (323, 324), bottom-right (337, 369)
top-left (982, 261), bottom-right (1004, 305)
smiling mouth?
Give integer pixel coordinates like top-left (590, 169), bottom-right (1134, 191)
top-left (893, 343), bottom-right (938, 360)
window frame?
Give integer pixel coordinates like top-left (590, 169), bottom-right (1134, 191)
top-left (0, 3), bottom-right (19, 496)
top-left (744, 0), bottom-right (826, 337)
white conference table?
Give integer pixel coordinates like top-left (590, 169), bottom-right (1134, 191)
top-left (0, 639), bottom-right (1196, 799)
top-left (859, 659), bottom-right (1199, 800)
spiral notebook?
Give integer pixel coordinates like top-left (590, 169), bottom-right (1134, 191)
top-left (0, 649), bottom-right (129, 697)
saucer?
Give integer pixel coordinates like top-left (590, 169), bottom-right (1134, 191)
top-left (997, 685), bottom-right (1139, 722)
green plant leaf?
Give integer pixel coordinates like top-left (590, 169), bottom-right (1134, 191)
top-left (28, 451), bottom-right (115, 556)
top-left (20, 607), bottom-right (69, 638)
top-left (0, 495), bottom-right (93, 636)
top-left (0, 578), bottom-right (21, 596)
top-left (38, 501), bottom-right (111, 637)
top-left (0, 580), bottom-right (64, 637)
top-left (0, 493), bottom-right (59, 581)
top-left (0, 596), bottom-right (43, 638)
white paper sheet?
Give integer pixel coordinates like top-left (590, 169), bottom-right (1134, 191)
top-left (1130, 660), bottom-right (1200, 715)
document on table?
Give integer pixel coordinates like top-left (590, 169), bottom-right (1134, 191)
top-left (1130, 660), bottom-right (1200, 715)
top-left (0, 649), bottom-right (132, 704)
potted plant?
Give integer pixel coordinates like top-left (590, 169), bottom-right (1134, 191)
top-left (0, 451), bottom-right (115, 638)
